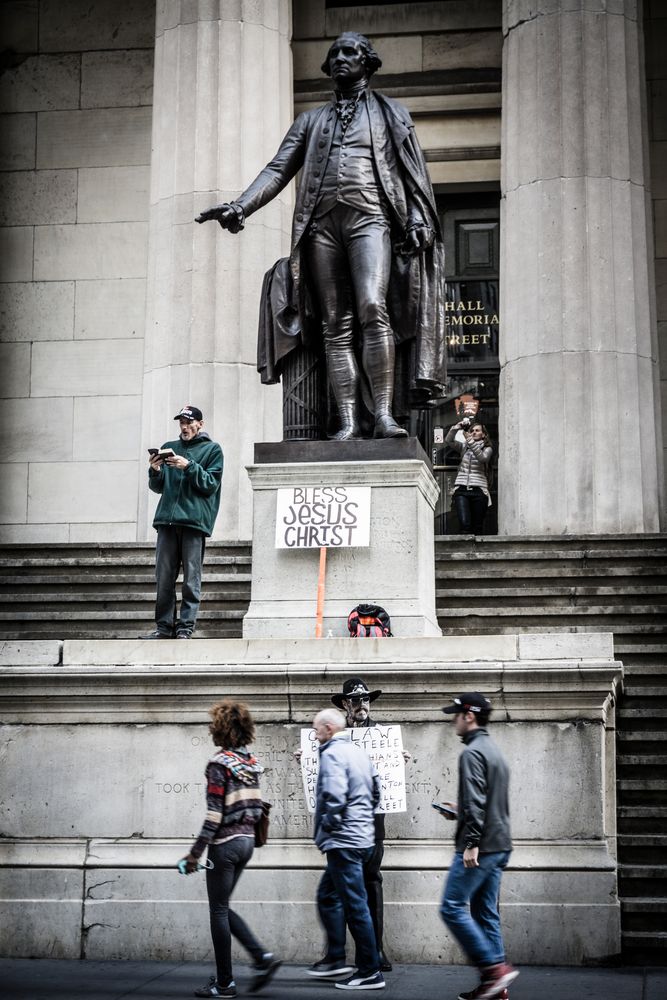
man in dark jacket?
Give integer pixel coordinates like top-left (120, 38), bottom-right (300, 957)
top-left (196, 32), bottom-right (445, 440)
top-left (143, 405), bottom-right (223, 639)
top-left (438, 693), bottom-right (519, 1000)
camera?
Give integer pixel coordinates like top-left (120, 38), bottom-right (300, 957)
top-left (460, 417), bottom-right (473, 429)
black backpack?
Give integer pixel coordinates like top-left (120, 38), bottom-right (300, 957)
top-left (347, 603), bottom-right (392, 637)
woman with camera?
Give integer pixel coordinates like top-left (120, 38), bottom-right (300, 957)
top-left (178, 700), bottom-right (281, 998)
top-left (445, 421), bottom-right (493, 535)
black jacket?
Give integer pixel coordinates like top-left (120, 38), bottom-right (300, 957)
top-left (455, 728), bottom-right (512, 854)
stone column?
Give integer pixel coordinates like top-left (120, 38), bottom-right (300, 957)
top-left (138, 0), bottom-right (291, 540)
top-left (499, 0), bottom-right (663, 534)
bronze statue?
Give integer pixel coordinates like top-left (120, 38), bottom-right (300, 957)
top-left (196, 32), bottom-right (445, 441)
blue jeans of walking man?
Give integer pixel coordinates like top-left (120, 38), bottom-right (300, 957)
top-left (318, 847), bottom-right (380, 977)
top-left (440, 851), bottom-right (511, 967)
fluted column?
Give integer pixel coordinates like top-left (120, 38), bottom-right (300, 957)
top-left (138, 0), bottom-right (291, 540)
top-left (499, 0), bottom-right (663, 534)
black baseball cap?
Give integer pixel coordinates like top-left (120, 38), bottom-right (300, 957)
top-left (442, 693), bottom-right (492, 715)
top-left (174, 405), bottom-right (203, 421)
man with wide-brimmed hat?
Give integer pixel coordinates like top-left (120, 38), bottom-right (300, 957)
top-left (437, 693), bottom-right (518, 1000)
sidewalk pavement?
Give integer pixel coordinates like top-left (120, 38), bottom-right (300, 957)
top-left (1, 960), bottom-right (666, 1000)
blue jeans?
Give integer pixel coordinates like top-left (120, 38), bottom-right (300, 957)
top-left (317, 847), bottom-right (380, 977)
top-left (155, 525), bottom-right (206, 632)
top-left (440, 851), bottom-right (511, 967)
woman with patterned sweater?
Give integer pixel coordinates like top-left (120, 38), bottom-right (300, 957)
top-left (179, 700), bottom-right (281, 998)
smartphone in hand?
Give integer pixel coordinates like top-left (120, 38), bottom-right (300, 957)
top-left (432, 802), bottom-right (457, 818)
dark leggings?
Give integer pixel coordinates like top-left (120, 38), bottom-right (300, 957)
top-left (206, 838), bottom-right (265, 986)
top-left (454, 487), bottom-right (488, 535)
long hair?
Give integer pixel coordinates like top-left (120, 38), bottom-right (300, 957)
top-left (320, 33), bottom-right (382, 78)
top-left (470, 423), bottom-right (492, 451)
top-left (208, 699), bottom-right (255, 749)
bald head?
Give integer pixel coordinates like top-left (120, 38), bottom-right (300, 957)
top-left (314, 708), bottom-right (346, 744)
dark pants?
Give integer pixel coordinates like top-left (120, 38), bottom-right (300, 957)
top-left (317, 846), bottom-right (381, 978)
top-left (154, 525), bottom-right (206, 633)
top-left (308, 205), bottom-right (395, 427)
top-left (454, 487), bottom-right (488, 535)
top-left (363, 842), bottom-right (385, 956)
top-left (206, 838), bottom-right (266, 987)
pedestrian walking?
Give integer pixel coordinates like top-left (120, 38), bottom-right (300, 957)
top-left (310, 708), bottom-right (385, 991)
top-left (179, 700), bottom-right (281, 998)
top-left (438, 693), bottom-right (518, 1000)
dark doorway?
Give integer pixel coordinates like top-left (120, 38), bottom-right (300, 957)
top-left (411, 193), bottom-right (500, 534)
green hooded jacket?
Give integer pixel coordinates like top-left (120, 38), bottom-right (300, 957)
top-left (149, 432), bottom-right (223, 537)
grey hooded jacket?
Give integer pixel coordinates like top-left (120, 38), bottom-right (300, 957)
top-left (314, 731), bottom-right (381, 852)
top-left (455, 728), bottom-right (512, 854)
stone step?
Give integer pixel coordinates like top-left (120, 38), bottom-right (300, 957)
top-left (618, 835), bottom-right (667, 848)
top-left (0, 572), bottom-right (252, 586)
top-left (617, 755), bottom-right (667, 766)
top-left (618, 731), bottom-right (667, 743)
top-left (0, 603), bottom-right (247, 622)
top-left (0, 556), bottom-right (252, 570)
top-left (436, 578), bottom-right (667, 607)
top-left (617, 779), bottom-right (667, 791)
top-left (3, 588), bottom-right (251, 603)
top-left (621, 930), bottom-right (667, 948)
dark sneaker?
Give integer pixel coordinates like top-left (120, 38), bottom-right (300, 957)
top-left (307, 959), bottom-right (356, 979)
top-left (194, 978), bottom-right (237, 998)
top-left (335, 971), bottom-right (386, 991)
top-left (478, 965), bottom-right (519, 1000)
top-left (140, 628), bottom-right (173, 639)
top-left (176, 628), bottom-right (192, 639)
top-left (379, 951), bottom-right (392, 972)
top-left (459, 988), bottom-right (509, 1000)
top-left (250, 953), bottom-right (282, 993)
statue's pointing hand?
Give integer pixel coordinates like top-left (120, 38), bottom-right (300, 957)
top-left (195, 202), bottom-right (245, 234)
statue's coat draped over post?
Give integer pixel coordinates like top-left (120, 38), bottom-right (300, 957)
top-left (197, 33), bottom-right (445, 441)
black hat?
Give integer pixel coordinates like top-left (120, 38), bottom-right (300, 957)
top-left (174, 405), bottom-right (203, 421)
top-left (442, 693), bottom-right (492, 715)
top-left (332, 677), bottom-right (382, 709)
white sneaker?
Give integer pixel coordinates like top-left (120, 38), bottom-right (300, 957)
top-left (335, 971), bottom-right (386, 991)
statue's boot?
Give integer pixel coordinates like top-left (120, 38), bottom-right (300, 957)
top-left (327, 346), bottom-right (362, 440)
top-left (331, 402), bottom-right (361, 440)
top-left (374, 412), bottom-right (408, 438)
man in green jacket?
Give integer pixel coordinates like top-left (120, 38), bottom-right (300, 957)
top-left (143, 405), bottom-right (223, 639)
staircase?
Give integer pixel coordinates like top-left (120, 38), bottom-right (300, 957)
top-left (435, 534), bottom-right (667, 966)
top-left (0, 542), bottom-right (251, 639)
top-left (1, 533), bottom-right (665, 962)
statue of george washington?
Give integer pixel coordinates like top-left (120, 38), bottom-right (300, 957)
top-left (196, 32), bottom-right (445, 441)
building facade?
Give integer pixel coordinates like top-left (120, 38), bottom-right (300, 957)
top-left (1, 0), bottom-right (664, 542)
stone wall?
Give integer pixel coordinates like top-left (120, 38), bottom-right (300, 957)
top-left (0, 0), bottom-right (155, 543)
top-left (292, 0), bottom-right (502, 188)
top-left (0, 633), bottom-right (622, 964)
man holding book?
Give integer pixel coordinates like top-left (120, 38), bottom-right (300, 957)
top-left (142, 405), bottom-right (223, 639)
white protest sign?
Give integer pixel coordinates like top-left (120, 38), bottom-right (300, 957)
top-left (300, 725), bottom-right (406, 814)
top-left (275, 486), bottom-right (371, 549)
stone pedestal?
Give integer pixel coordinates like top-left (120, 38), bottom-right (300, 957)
top-left (0, 633), bottom-right (622, 964)
top-left (499, 0), bottom-right (664, 533)
top-left (242, 441), bottom-right (441, 638)
top-left (138, 1), bottom-right (292, 542)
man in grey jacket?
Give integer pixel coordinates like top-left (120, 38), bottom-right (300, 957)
top-left (309, 708), bottom-right (385, 992)
top-left (438, 693), bottom-right (518, 1000)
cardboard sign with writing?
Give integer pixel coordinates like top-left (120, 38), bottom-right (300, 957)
top-left (275, 486), bottom-right (371, 549)
top-left (300, 725), bottom-right (406, 814)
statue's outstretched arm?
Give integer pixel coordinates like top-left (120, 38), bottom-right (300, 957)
top-left (195, 113), bottom-right (309, 231)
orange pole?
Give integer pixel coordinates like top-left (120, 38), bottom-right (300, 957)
top-left (315, 546), bottom-right (327, 637)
